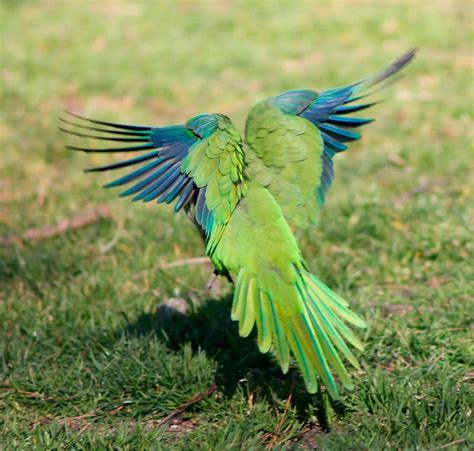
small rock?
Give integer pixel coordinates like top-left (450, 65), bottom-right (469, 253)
top-left (156, 298), bottom-right (188, 318)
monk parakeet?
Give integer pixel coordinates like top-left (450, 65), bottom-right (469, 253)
top-left (62, 49), bottom-right (416, 397)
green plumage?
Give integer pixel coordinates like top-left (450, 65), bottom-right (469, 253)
top-left (245, 101), bottom-right (324, 228)
top-left (63, 50), bottom-right (416, 397)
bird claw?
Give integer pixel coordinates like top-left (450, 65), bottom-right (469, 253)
top-left (207, 271), bottom-right (218, 290)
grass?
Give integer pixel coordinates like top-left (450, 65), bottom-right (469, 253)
top-left (1, 1), bottom-right (473, 449)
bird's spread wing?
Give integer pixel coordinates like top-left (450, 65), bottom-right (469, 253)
top-left (245, 49), bottom-right (416, 229)
top-left (61, 112), bottom-right (245, 254)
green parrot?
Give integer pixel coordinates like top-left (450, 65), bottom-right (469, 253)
top-left (62, 49), bottom-right (415, 398)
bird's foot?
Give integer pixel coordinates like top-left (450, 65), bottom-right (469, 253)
top-left (207, 270), bottom-right (218, 291)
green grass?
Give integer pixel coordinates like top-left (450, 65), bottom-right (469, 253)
top-left (1, 1), bottom-right (473, 449)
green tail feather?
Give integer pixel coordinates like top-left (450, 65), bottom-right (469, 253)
top-left (232, 267), bottom-right (366, 398)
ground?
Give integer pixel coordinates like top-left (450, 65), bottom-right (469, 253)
top-left (1, 1), bottom-right (473, 449)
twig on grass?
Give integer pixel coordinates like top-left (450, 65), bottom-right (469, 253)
top-left (57, 411), bottom-right (97, 425)
top-left (0, 387), bottom-right (56, 400)
top-left (436, 438), bottom-right (466, 449)
top-left (156, 383), bottom-right (218, 427)
top-left (0, 205), bottom-right (112, 244)
top-left (265, 393), bottom-right (293, 449)
top-left (264, 380), bottom-right (295, 449)
top-left (29, 411), bottom-right (97, 431)
top-left (160, 256), bottom-right (212, 269)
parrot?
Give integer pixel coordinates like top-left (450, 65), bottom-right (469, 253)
top-left (61, 49), bottom-right (416, 398)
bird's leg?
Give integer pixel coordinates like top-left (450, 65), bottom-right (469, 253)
top-left (224, 272), bottom-right (234, 285)
top-left (207, 269), bottom-right (234, 291)
top-left (207, 270), bottom-right (218, 291)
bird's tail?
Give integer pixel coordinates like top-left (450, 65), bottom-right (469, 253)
top-left (232, 265), bottom-right (366, 398)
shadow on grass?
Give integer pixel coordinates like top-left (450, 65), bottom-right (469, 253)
top-left (0, 240), bottom-right (90, 295)
top-left (122, 294), bottom-right (345, 428)
top-left (0, 220), bottom-right (113, 288)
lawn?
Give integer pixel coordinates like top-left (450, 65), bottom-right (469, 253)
top-left (1, 1), bottom-right (473, 449)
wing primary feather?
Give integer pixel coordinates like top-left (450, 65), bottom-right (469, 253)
top-left (59, 117), bottom-right (149, 137)
top-left (120, 160), bottom-right (177, 198)
top-left (195, 188), bottom-right (207, 227)
top-left (174, 179), bottom-right (195, 212)
top-left (66, 144), bottom-right (156, 153)
top-left (85, 151), bottom-right (159, 173)
top-left (102, 159), bottom-right (164, 188)
top-left (59, 127), bottom-right (150, 143)
top-left (320, 132), bottom-right (348, 152)
top-left (63, 110), bottom-right (151, 132)
top-left (135, 163), bottom-right (181, 202)
top-left (319, 124), bottom-right (361, 142)
top-left (353, 48), bottom-right (416, 91)
top-left (345, 75), bottom-right (403, 104)
top-left (157, 174), bottom-right (189, 204)
top-left (335, 102), bottom-right (378, 115)
top-left (201, 199), bottom-right (211, 232)
top-left (327, 116), bottom-right (374, 127)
